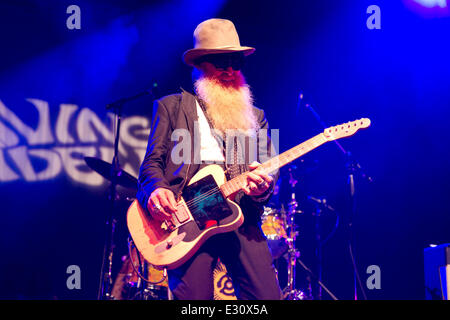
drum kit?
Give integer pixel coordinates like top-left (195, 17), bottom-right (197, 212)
top-left (85, 156), bottom-right (337, 300)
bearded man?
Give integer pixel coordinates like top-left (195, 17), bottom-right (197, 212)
top-left (136, 18), bottom-right (281, 300)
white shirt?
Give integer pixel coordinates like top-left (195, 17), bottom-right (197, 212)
top-left (195, 100), bottom-right (225, 162)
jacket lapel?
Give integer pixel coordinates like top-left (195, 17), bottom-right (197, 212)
top-left (179, 89), bottom-right (201, 176)
top-left (181, 91), bottom-right (197, 128)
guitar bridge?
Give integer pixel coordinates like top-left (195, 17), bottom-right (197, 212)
top-left (173, 202), bottom-right (190, 224)
top-left (160, 200), bottom-right (193, 233)
top-left (161, 220), bottom-right (176, 232)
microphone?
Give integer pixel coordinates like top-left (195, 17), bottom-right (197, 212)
top-left (298, 90), bottom-right (304, 104)
top-left (307, 195), bottom-right (335, 212)
top-left (298, 90), bottom-right (314, 111)
top-left (296, 90), bottom-right (305, 115)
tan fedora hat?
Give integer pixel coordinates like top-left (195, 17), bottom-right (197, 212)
top-left (183, 18), bottom-right (255, 66)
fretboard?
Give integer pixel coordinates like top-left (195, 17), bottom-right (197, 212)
top-left (220, 133), bottom-right (327, 198)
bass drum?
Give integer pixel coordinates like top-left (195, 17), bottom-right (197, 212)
top-left (111, 246), bottom-right (168, 300)
top-left (261, 206), bottom-right (288, 259)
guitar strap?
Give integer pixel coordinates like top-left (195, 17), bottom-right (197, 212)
top-left (226, 136), bottom-right (242, 179)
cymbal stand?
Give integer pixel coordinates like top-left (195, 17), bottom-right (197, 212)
top-left (281, 167), bottom-right (338, 300)
top-left (97, 104), bottom-right (122, 300)
top-left (97, 88), bottom-right (155, 300)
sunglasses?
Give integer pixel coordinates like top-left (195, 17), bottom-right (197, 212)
top-left (196, 53), bottom-right (245, 71)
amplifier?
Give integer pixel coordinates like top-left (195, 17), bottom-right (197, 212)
top-left (424, 243), bottom-right (450, 300)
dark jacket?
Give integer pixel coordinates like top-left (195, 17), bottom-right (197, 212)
top-left (136, 90), bottom-right (278, 224)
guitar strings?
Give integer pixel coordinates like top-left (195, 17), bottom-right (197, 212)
top-left (184, 176), bottom-right (245, 208)
top-left (185, 182), bottom-right (238, 209)
top-left (185, 189), bottom-right (219, 205)
top-left (185, 187), bottom-right (221, 207)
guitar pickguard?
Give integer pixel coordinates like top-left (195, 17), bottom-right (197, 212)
top-left (182, 174), bottom-right (233, 230)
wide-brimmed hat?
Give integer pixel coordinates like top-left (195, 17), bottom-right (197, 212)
top-left (183, 18), bottom-right (255, 66)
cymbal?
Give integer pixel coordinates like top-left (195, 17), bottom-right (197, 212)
top-left (84, 157), bottom-right (138, 190)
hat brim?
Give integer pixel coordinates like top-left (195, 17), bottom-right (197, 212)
top-left (183, 46), bottom-right (255, 66)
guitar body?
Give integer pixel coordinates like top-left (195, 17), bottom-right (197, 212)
top-left (127, 165), bottom-right (244, 270)
top-left (127, 118), bottom-right (371, 271)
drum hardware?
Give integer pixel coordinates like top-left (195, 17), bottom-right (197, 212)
top-left (84, 157), bottom-right (138, 300)
top-left (88, 100), bottom-right (131, 300)
top-left (275, 163), bottom-right (339, 300)
top-left (278, 193), bottom-right (339, 300)
top-left (282, 191), bottom-right (312, 300)
top-left (127, 238), bottom-right (168, 285)
top-left (126, 238), bottom-right (169, 300)
top-left (84, 157), bottom-right (138, 191)
top-left (261, 206), bottom-right (288, 259)
top-left (86, 154), bottom-right (138, 300)
top-left (273, 164), bottom-right (308, 300)
top-left (120, 239), bottom-right (239, 300)
top-left (92, 89), bottom-right (154, 300)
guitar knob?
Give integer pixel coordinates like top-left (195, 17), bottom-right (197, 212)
top-left (166, 239), bottom-right (173, 248)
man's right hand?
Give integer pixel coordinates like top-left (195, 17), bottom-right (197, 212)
top-left (147, 188), bottom-right (178, 220)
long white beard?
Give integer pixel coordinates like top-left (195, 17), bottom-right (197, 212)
top-left (194, 76), bottom-right (259, 134)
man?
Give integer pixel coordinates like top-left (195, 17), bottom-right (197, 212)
top-left (137, 18), bottom-right (281, 300)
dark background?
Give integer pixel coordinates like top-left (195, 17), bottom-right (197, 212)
top-left (0, 0), bottom-right (449, 300)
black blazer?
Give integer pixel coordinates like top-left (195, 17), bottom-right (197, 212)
top-left (136, 90), bottom-right (278, 224)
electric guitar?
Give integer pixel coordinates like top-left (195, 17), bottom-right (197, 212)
top-left (127, 118), bottom-right (371, 270)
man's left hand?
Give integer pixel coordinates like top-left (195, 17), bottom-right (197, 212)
top-left (243, 161), bottom-right (273, 197)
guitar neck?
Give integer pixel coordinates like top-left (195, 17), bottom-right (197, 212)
top-left (259, 132), bottom-right (327, 175)
top-left (221, 133), bottom-right (327, 198)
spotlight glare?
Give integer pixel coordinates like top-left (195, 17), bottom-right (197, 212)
top-left (403, 0), bottom-right (450, 17)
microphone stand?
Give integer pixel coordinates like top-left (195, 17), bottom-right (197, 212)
top-left (300, 93), bottom-right (372, 300)
top-left (106, 88), bottom-right (155, 110)
top-left (307, 195), bottom-right (340, 300)
top-left (97, 88), bottom-right (154, 300)
top-left (314, 198), bottom-right (323, 299)
top-left (97, 103), bottom-right (122, 300)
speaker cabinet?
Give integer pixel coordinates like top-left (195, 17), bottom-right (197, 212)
top-left (424, 243), bottom-right (450, 300)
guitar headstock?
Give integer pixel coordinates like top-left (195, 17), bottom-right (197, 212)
top-left (323, 118), bottom-right (371, 141)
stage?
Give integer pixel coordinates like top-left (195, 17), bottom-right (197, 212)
top-left (0, 0), bottom-right (449, 301)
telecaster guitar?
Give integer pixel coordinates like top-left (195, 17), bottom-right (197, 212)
top-left (127, 118), bottom-right (371, 269)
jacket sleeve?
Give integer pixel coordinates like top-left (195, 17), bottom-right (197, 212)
top-left (136, 99), bottom-right (173, 212)
top-left (242, 108), bottom-right (280, 209)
